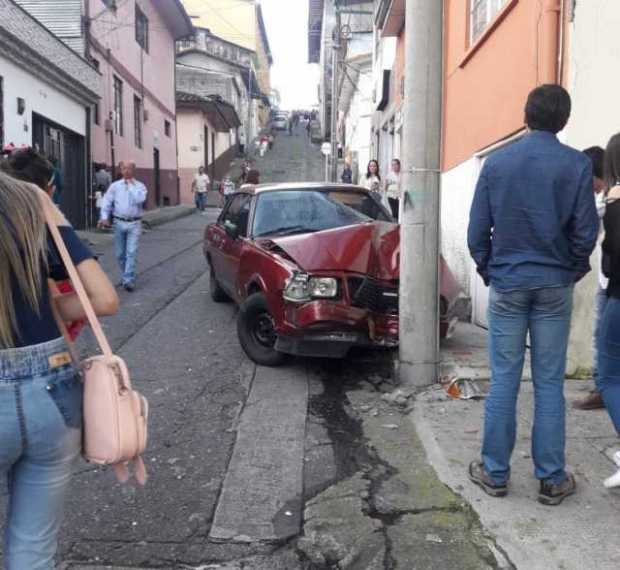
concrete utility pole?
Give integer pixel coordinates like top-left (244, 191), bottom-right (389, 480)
top-left (399, 0), bottom-right (443, 387)
top-left (329, 2), bottom-right (341, 182)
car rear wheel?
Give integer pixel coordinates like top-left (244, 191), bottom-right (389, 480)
top-left (209, 265), bottom-right (230, 303)
top-left (237, 293), bottom-right (286, 366)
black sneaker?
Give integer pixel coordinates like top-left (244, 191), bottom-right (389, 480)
top-left (468, 461), bottom-right (508, 497)
top-left (123, 282), bottom-right (135, 292)
top-left (538, 473), bottom-right (576, 506)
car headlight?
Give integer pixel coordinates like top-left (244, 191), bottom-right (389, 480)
top-left (283, 273), bottom-right (338, 302)
top-left (308, 277), bottom-right (338, 298)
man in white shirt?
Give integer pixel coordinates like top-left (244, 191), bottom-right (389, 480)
top-left (98, 161), bottom-right (148, 291)
top-left (384, 158), bottom-right (401, 220)
top-left (191, 166), bottom-right (210, 213)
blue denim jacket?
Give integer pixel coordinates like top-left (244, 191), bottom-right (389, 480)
top-left (468, 131), bottom-right (599, 291)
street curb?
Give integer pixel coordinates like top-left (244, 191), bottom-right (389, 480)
top-left (142, 204), bottom-right (195, 227)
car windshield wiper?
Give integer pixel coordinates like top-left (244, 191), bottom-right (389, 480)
top-left (256, 225), bottom-right (317, 237)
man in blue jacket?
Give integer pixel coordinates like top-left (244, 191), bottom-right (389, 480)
top-left (467, 85), bottom-right (598, 506)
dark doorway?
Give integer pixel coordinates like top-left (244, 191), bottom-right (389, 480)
top-left (211, 131), bottom-right (216, 182)
top-left (32, 113), bottom-right (86, 229)
top-left (153, 147), bottom-right (161, 206)
top-left (204, 125), bottom-right (209, 172)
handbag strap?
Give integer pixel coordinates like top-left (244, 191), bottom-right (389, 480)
top-left (41, 196), bottom-right (114, 358)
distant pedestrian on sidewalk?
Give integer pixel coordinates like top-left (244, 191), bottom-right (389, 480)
top-left (341, 159), bottom-right (353, 184)
top-left (94, 162), bottom-right (112, 220)
top-left (467, 85), bottom-right (598, 506)
top-left (241, 168), bottom-right (260, 188)
top-left (362, 160), bottom-right (382, 196)
top-left (192, 166), bottom-right (210, 213)
top-left (573, 146), bottom-right (608, 411)
top-left (0, 172), bottom-right (118, 569)
top-left (98, 161), bottom-right (148, 292)
top-left (384, 158), bottom-right (402, 220)
top-left (595, 133), bottom-right (620, 487)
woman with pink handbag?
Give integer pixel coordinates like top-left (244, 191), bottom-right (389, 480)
top-left (0, 171), bottom-right (118, 569)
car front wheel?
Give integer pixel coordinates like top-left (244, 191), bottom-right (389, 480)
top-left (237, 293), bottom-right (286, 366)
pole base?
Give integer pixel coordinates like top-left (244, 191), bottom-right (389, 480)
top-left (398, 360), bottom-right (438, 388)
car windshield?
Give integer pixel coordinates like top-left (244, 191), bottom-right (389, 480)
top-left (253, 189), bottom-right (391, 237)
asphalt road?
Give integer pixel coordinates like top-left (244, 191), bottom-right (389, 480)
top-left (54, 126), bottom-right (336, 568)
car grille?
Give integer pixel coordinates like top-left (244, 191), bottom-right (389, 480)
top-left (348, 277), bottom-right (399, 315)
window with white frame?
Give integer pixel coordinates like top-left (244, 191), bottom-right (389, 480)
top-left (470, 0), bottom-right (509, 43)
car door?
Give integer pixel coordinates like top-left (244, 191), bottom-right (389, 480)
top-left (208, 198), bottom-right (235, 284)
top-left (217, 194), bottom-right (252, 298)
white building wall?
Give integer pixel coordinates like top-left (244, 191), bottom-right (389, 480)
top-left (440, 158), bottom-right (479, 298)
top-left (0, 55), bottom-right (86, 146)
top-left (344, 68), bottom-right (373, 184)
top-left (559, 2), bottom-right (620, 374)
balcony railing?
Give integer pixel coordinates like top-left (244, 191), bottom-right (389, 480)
top-left (176, 30), bottom-right (252, 67)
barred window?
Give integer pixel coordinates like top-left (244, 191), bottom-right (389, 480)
top-left (113, 76), bottom-right (123, 136)
top-left (470, 0), bottom-right (508, 43)
top-left (134, 96), bottom-right (142, 149)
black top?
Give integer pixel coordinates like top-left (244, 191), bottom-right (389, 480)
top-left (12, 226), bottom-right (93, 348)
top-left (603, 199), bottom-right (620, 299)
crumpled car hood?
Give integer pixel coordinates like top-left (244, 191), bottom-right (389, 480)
top-left (268, 222), bottom-right (400, 280)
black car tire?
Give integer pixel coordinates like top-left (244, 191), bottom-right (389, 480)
top-left (237, 293), bottom-right (286, 367)
top-left (209, 265), bottom-right (230, 303)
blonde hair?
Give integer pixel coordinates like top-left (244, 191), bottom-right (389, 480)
top-left (0, 171), bottom-right (47, 348)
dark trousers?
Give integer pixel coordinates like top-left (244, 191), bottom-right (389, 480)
top-left (388, 198), bottom-right (399, 220)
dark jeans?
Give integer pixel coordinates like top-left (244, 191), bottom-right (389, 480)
top-left (483, 285), bottom-right (573, 485)
top-left (195, 192), bottom-right (207, 211)
top-left (388, 197), bottom-right (399, 220)
top-left (598, 296), bottom-right (620, 433)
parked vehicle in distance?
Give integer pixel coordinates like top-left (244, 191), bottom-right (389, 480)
top-left (272, 116), bottom-right (288, 131)
top-left (204, 183), bottom-right (461, 366)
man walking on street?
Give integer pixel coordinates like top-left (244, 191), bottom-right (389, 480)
top-left (467, 85), bottom-right (598, 506)
top-left (98, 161), bottom-right (147, 292)
top-left (192, 166), bottom-right (209, 213)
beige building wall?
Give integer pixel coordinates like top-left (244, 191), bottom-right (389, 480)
top-left (181, 0), bottom-right (257, 51)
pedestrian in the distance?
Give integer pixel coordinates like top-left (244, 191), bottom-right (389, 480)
top-left (362, 160), bottom-right (382, 196)
top-left (94, 162), bottom-right (112, 221)
top-left (191, 165), bottom-right (210, 214)
top-left (242, 169), bottom-right (260, 187)
top-left (595, 133), bottom-right (620, 487)
top-left (341, 161), bottom-right (353, 184)
top-left (0, 171), bottom-right (118, 568)
top-left (384, 158), bottom-right (402, 220)
top-left (98, 161), bottom-right (148, 292)
top-left (467, 84), bottom-right (598, 506)
top-left (573, 146), bottom-right (608, 411)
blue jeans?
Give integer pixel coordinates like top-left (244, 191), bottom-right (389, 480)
top-left (0, 337), bottom-right (82, 569)
top-left (593, 286), bottom-right (608, 386)
top-left (598, 297), bottom-right (620, 433)
top-left (482, 286), bottom-right (573, 485)
top-left (113, 220), bottom-right (141, 286)
top-left (195, 192), bottom-right (207, 211)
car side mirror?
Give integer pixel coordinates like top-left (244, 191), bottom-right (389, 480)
top-left (224, 220), bottom-right (239, 240)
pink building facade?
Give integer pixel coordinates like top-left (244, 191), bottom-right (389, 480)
top-left (87, 0), bottom-right (192, 208)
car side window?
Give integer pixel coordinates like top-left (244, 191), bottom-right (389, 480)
top-left (223, 194), bottom-right (252, 237)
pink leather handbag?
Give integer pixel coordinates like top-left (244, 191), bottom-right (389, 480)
top-left (44, 198), bottom-right (148, 485)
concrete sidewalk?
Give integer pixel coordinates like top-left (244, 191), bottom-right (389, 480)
top-left (415, 323), bottom-right (620, 570)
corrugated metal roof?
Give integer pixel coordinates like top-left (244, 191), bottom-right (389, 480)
top-left (14, 0), bottom-right (83, 40)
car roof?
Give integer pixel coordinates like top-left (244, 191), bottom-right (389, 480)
top-left (238, 182), bottom-right (370, 195)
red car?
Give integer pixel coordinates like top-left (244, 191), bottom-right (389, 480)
top-left (204, 183), bottom-right (460, 366)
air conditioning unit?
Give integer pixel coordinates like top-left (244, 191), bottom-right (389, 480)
top-left (143, 108), bottom-right (149, 122)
